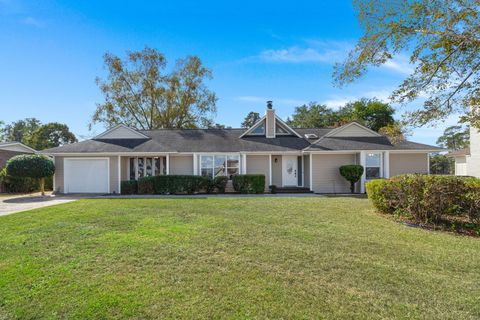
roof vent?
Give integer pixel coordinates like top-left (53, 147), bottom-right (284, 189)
top-left (304, 133), bottom-right (318, 139)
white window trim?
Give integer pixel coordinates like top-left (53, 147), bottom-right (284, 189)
top-left (365, 152), bottom-right (383, 180)
top-left (199, 154), bottom-right (241, 179)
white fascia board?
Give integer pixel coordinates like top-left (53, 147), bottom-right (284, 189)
top-left (0, 142), bottom-right (37, 153)
top-left (239, 116), bottom-right (267, 138)
top-left (274, 116), bottom-right (302, 138)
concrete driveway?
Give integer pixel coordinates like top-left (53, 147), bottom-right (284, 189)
top-left (0, 193), bottom-right (80, 216)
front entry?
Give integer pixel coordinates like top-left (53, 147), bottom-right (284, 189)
top-left (282, 155), bottom-right (298, 186)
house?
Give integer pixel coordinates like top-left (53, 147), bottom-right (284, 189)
top-left (0, 142), bottom-right (37, 192)
top-left (0, 142), bottom-right (37, 168)
top-left (449, 126), bottom-right (480, 177)
top-left (42, 102), bottom-right (441, 194)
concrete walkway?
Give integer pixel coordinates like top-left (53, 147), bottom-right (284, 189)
top-left (0, 193), bottom-right (79, 216)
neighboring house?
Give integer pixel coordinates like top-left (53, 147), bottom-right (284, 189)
top-left (449, 126), bottom-right (480, 177)
top-left (0, 142), bottom-right (37, 192)
top-left (42, 102), bottom-right (440, 194)
top-left (0, 142), bottom-right (37, 168)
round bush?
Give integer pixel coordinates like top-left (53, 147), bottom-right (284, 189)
top-left (339, 165), bottom-right (364, 193)
top-left (6, 154), bottom-right (55, 179)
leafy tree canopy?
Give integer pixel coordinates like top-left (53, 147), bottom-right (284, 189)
top-left (92, 47), bottom-right (217, 130)
top-left (429, 154), bottom-right (454, 175)
top-left (334, 0), bottom-right (480, 128)
top-left (28, 123), bottom-right (78, 150)
top-left (436, 125), bottom-right (470, 150)
top-left (0, 118), bottom-right (41, 144)
top-left (6, 154), bottom-right (55, 195)
top-left (0, 119), bottom-right (77, 150)
top-left (241, 112), bottom-right (261, 128)
top-left (286, 103), bottom-right (340, 128)
top-left (336, 98), bottom-right (395, 132)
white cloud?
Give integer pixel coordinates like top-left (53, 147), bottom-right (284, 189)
top-left (256, 40), bottom-right (352, 64)
top-left (382, 54), bottom-right (415, 75)
top-left (21, 16), bottom-right (45, 28)
top-left (322, 89), bottom-right (394, 109)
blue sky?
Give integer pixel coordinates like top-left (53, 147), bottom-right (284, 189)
top-left (0, 0), bottom-right (458, 144)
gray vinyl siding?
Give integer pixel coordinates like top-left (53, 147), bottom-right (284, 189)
top-left (109, 156), bottom-right (119, 194)
top-left (311, 154), bottom-right (356, 193)
top-left (271, 155), bottom-right (282, 186)
top-left (54, 156), bottom-right (64, 193)
top-left (303, 155), bottom-right (310, 188)
top-left (390, 153), bottom-right (428, 177)
top-left (170, 155), bottom-right (193, 175)
top-left (246, 155), bottom-right (270, 190)
top-left (0, 150), bottom-right (28, 168)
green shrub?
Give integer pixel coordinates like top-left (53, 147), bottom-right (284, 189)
top-left (269, 185), bottom-right (277, 194)
top-left (121, 180), bottom-right (138, 194)
top-left (138, 176), bottom-right (155, 194)
top-left (232, 174), bottom-right (265, 194)
top-left (366, 174), bottom-right (480, 225)
top-left (339, 165), bottom-right (364, 193)
top-left (0, 167), bottom-right (40, 193)
top-left (213, 176), bottom-right (229, 193)
top-left (6, 154), bottom-right (55, 195)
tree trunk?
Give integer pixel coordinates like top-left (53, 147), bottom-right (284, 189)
top-left (350, 181), bottom-right (355, 193)
top-left (40, 177), bottom-right (45, 196)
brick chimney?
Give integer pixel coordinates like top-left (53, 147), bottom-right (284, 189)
top-left (265, 101), bottom-right (275, 138)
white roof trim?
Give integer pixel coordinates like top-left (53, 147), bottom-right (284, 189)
top-left (239, 115), bottom-right (301, 138)
top-left (94, 124), bottom-right (150, 139)
top-left (324, 122), bottom-right (381, 138)
top-left (274, 115), bottom-right (302, 138)
top-left (0, 142), bottom-right (37, 153)
top-left (239, 116), bottom-right (267, 138)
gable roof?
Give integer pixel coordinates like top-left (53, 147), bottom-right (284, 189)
top-left (42, 125), bottom-right (441, 154)
top-left (324, 122), bottom-right (381, 138)
top-left (239, 115), bottom-right (301, 138)
top-left (0, 142), bottom-right (37, 153)
top-left (94, 124), bottom-right (150, 139)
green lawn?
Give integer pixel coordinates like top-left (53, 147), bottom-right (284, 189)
top-left (0, 198), bottom-right (479, 319)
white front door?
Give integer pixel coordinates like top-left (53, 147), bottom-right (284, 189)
top-left (282, 156), bottom-right (298, 186)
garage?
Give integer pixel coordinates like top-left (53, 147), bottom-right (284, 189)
top-left (64, 158), bottom-right (109, 193)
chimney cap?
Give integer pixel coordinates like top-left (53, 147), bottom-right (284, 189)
top-left (266, 100), bottom-right (273, 109)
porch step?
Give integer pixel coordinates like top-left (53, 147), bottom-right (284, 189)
top-left (275, 187), bottom-right (313, 194)
top-left (225, 180), bottom-right (235, 193)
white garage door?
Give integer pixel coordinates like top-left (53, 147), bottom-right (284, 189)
top-left (64, 158), bottom-right (109, 193)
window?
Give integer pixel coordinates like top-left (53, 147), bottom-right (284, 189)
top-left (275, 123), bottom-right (290, 135)
top-left (251, 121), bottom-right (265, 135)
top-left (201, 155), bottom-right (240, 179)
top-left (366, 153), bottom-right (381, 179)
top-left (129, 158), bottom-right (135, 180)
top-left (146, 158), bottom-right (153, 176)
top-left (137, 158), bottom-right (144, 178)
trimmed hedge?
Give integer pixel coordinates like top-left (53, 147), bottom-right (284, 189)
top-left (213, 176), bottom-right (229, 193)
top-left (366, 174), bottom-right (480, 225)
top-left (132, 175), bottom-right (208, 195)
top-left (121, 180), bottom-right (138, 195)
top-left (232, 174), bottom-right (265, 194)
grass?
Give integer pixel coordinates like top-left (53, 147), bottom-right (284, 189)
top-left (0, 197), bottom-right (479, 319)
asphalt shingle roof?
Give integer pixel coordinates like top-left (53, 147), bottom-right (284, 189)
top-left (42, 127), bottom-right (441, 154)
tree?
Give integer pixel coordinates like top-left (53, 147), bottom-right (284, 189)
top-left (429, 154), bottom-right (454, 175)
top-left (286, 102), bottom-right (339, 128)
top-left (339, 165), bottom-right (364, 193)
top-left (28, 123), bottom-right (77, 150)
top-left (0, 118), bottom-right (41, 143)
top-left (436, 125), bottom-right (470, 150)
top-left (334, 0), bottom-right (480, 128)
top-left (0, 119), bottom-right (77, 150)
top-left (6, 154), bottom-right (55, 195)
top-left (241, 112), bottom-right (261, 128)
top-left (336, 98), bottom-right (395, 132)
top-left (378, 123), bottom-right (410, 144)
top-left (92, 47), bottom-right (217, 130)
